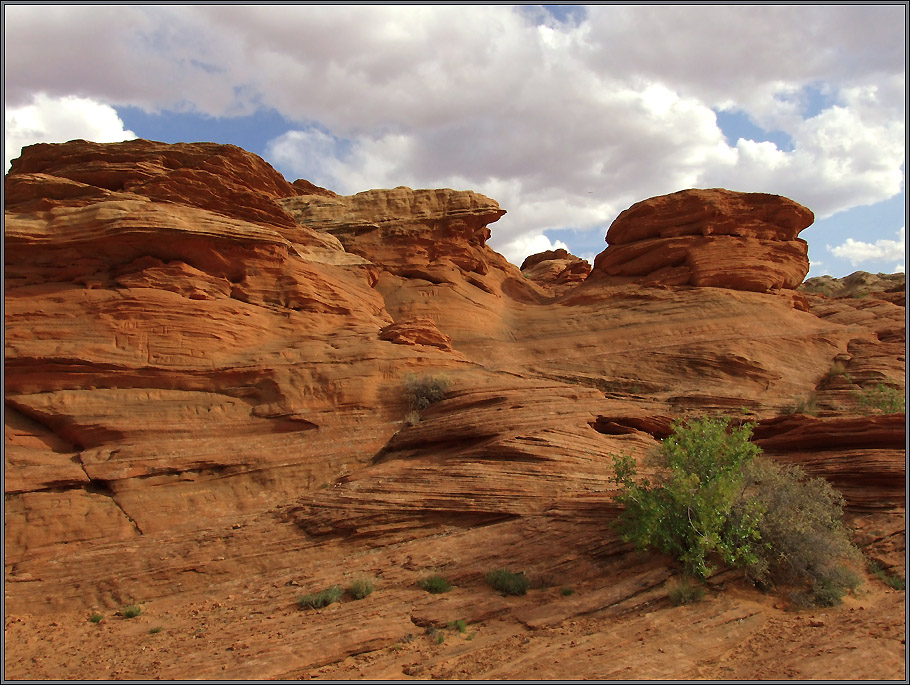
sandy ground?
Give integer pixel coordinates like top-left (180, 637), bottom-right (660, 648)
top-left (5, 543), bottom-right (905, 681)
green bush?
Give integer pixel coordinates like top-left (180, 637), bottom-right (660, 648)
top-left (404, 374), bottom-right (452, 412)
top-left (484, 569), bottom-right (530, 596)
top-left (121, 605), bottom-right (143, 619)
top-left (853, 383), bottom-right (905, 413)
top-left (149, 626), bottom-right (163, 634)
top-left (298, 585), bottom-right (343, 609)
top-left (612, 416), bottom-right (862, 606)
top-left (560, 586), bottom-right (575, 597)
top-left (88, 613), bottom-right (104, 623)
top-left (417, 574), bottom-right (452, 594)
top-left (612, 417), bottom-right (763, 579)
top-left (347, 577), bottom-right (374, 600)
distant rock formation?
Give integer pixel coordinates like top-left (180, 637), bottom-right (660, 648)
top-left (520, 248), bottom-right (591, 294)
top-left (801, 271), bottom-right (905, 306)
top-left (590, 188), bottom-right (813, 292)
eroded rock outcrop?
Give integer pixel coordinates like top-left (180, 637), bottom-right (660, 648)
top-left (590, 188), bottom-right (813, 292)
top-left (4, 141), bottom-right (904, 681)
top-left (520, 248), bottom-right (592, 294)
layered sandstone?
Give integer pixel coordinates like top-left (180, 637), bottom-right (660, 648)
top-left (4, 141), bottom-right (904, 681)
top-left (520, 248), bottom-right (592, 295)
top-left (591, 188), bottom-right (813, 292)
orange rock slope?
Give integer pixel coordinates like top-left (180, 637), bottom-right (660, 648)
top-left (4, 140), bottom-right (905, 681)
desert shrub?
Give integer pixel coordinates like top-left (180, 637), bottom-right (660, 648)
top-left (560, 586), bottom-right (575, 597)
top-left (298, 585), bottom-right (343, 609)
top-left (417, 574), bottom-right (452, 594)
top-left (447, 619), bottom-right (467, 633)
top-left (404, 374), bottom-right (452, 412)
top-left (667, 577), bottom-right (705, 606)
top-left (347, 577), bottom-right (374, 600)
top-left (612, 417), bottom-right (862, 606)
top-left (88, 613), bottom-right (104, 623)
top-left (853, 383), bottom-right (905, 413)
top-left (149, 626), bottom-right (163, 634)
top-left (735, 456), bottom-right (863, 605)
top-left (783, 392), bottom-right (818, 416)
top-left (612, 417), bottom-right (764, 579)
top-left (485, 569), bottom-right (530, 596)
top-left (868, 560), bottom-right (906, 591)
top-left (121, 604), bottom-right (142, 619)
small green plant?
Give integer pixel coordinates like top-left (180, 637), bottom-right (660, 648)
top-left (347, 577), bottom-right (374, 600)
top-left (667, 577), bottom-right (706, 606)
top-left (853, 383), bottom-right (905, 414)
top-left (868, 559), bottom-right (906, 590)
top-left (404, 374), bottom-right (452, 412)
top-left (447, 619), bottom-right (467, 633)
top-left (298, 585), bottom-right (343, 609)
top-left (466, 631), bottom-right (476, 641)
top-left (88, 613), bottom-right (103, 623)
top-left (560, 586), bottom-right (575, 597)
top-left (485, 569), bottom-right (530, 596)
top-left (417, 574), bottom-right (452, 594)
top-left (149, 626), bottom-right (163, 634)
top-left (121, 605), bottom-right (143, 619)
top-left (436, 633), bottom-right (445, 644)
top-left (784, 392), bottom-right (818, 416)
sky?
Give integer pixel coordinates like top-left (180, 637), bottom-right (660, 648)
top-left (4, 4), bottom-right (907, 277)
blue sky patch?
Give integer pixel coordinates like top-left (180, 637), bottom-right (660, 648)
top-left (714, 109), bottom-right (795, 152)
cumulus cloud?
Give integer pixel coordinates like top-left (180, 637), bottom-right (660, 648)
top-left (5, 93), bottom-right (137, 170)
top-left (3, 5), bottom-right (905, 265)
top-left (827, 227), bottom-right (906, 266)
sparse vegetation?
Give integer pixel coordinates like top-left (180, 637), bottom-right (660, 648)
top-left (667, 577), bottom-right (706, 606)
top-left (485, 569), bottom-right (530, 596)
top-left (347, 577), bottom-right (374, 600)
top-left (404, 374), bottom-right (452, 412)
top-left (447, 619), bottom-right (467, 633)
top-left (560, 586), bottom-right (575, 597)
top-left (149, 626), bottom-right (163, 634)
top-left (853, 383), bottom-right (905, 414)
top-left (417, 574), bottom-right (452, 594)
top-left (612, 416), bottom-right (863, 607)
top-left (88, 613), bottom-right (104, 623)
top-left (298, 585), bottom-right (343, 609)
top-left (868, 559), bottom-right (906, 591)
top-left (121, 604), bottom-right (143, 619)
top-left (783, 392), bottom-right (818, 416)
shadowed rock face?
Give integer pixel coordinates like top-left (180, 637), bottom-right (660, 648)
top-left (3, 141), bottom-right (904, 681)
top-left (591, 188), bottom-right (813, 291)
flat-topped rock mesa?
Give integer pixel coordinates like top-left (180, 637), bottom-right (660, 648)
top-left (590, 188), bottom-right (813, 292)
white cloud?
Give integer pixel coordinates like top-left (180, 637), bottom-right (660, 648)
top-left (827, 227), bottom-right (906, 266)
top-left (5, 93), bottom-right (137, 170)
top-left (894, 264), bottom-right (905, 273)
top-left (3, 5), bottom-right (905, 267)
top-left (497, 234), bottom-right (570, 267)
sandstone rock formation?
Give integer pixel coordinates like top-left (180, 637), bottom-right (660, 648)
top-left (4, 141), bottom-right (904, 681)
top-left (590, 188), bottom-right (813, 292)
top-left (520, 248), bottom-right (592, 295)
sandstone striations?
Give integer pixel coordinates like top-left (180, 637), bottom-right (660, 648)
top-left (591, 188), bottom-right (813, 292)
top-left (4, 141), bottom-right (905, 681)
